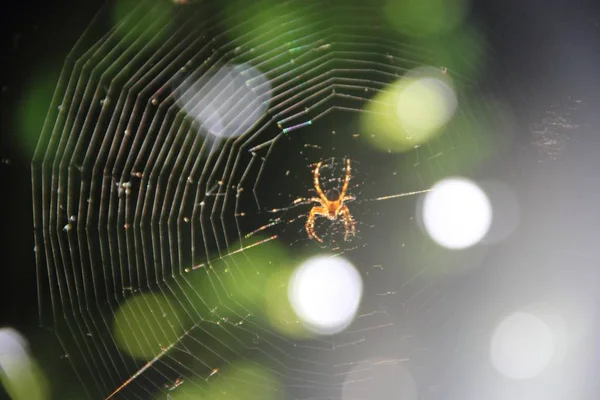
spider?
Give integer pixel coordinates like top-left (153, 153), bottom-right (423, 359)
top-left (300, 158), bottom-right (357, 243)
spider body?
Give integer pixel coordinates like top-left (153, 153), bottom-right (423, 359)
top-left (325, 199), bottom-right (342, 219)
top-left (303, 158), bottom-right (356, 243)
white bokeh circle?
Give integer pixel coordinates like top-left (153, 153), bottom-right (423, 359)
top-left (490, 312), bottom-right (555, 380)
top-left (422, 177), bottom-right (492, 249)
top-left (289, 256), bottom-right (362, 335)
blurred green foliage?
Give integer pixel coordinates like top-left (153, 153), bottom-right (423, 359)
top-left (113, 293), bottom-right (185, 360)
top-left (110, 0), bottom-right (175, 50)
top-left (15, 69), bottom-right (56, 162)
top-left (223, 0), bottom-right (316, 64)
top-left (383, 0), bottom-right (469, 37)
top-left (164, 361), bottom-right (282, 399)
top-left (182, 236), bottom-right (291, 323)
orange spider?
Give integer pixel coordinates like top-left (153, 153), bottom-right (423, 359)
top-left (301, 158), bottom-right (356, 243)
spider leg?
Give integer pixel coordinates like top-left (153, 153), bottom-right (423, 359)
top-left (306, 205), bottom-right (327, 243)
top-left (313, 161), bottom-right (328, 203)
top-left (269, 197), bottom-right (321, 213)
top-left (339, 204), bottom-right (356, 241)
top-left (340, 158), bottom-right (352, 200)
top-left (293, 197), bottom-right (322, 206)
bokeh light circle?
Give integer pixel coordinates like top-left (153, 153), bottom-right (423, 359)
top-left (0, 328), bottom-right (49, 400)
top-left (395, 76), bottom-right (457, 137)
top-left (490, 311), bottom-right (555, 380)
top-left (176, 63), bottom-right (271, 139)
top-left (362, 67), bottom-right (457, 153)
top-left (422, 177), bottom-right (492, 249)
top-left (289, 256), bottom-right (362, 335)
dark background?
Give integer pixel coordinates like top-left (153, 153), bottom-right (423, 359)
top-left (1, 1), bottom-right (103, 326)
top-left (1, 0), bottom-right (599, 399)
top-left (1, 0), bottom-right (105, 335)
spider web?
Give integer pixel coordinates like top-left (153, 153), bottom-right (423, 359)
top-left (31, 1), bottom-right (505, 399)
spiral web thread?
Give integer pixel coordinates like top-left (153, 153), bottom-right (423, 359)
top-left (31, 1), bottom-right (500, 399)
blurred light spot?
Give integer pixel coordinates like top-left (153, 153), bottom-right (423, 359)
top-left (384, 0), bottom-right (469, 36)
top-left (342, 358), bottom-right (417, 400)
top-left (289, 256), bottom-right (362, 335)
top-left (480, 181), bottom-right (520, 244)
top-left (491, 312), bottom-right (555, 380)
top-left (422, 177), bottom-right (491, 249)
top-left (176, 63), bottom-right (271, 140)
top-left (0, 328), bottom-right (49, 400)
top-left (362, 67), bottom-right (456, 152)
top-left (396, 76), bottom-right (457, 136)
top-left (112, 293), bottom-right (184, 360)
